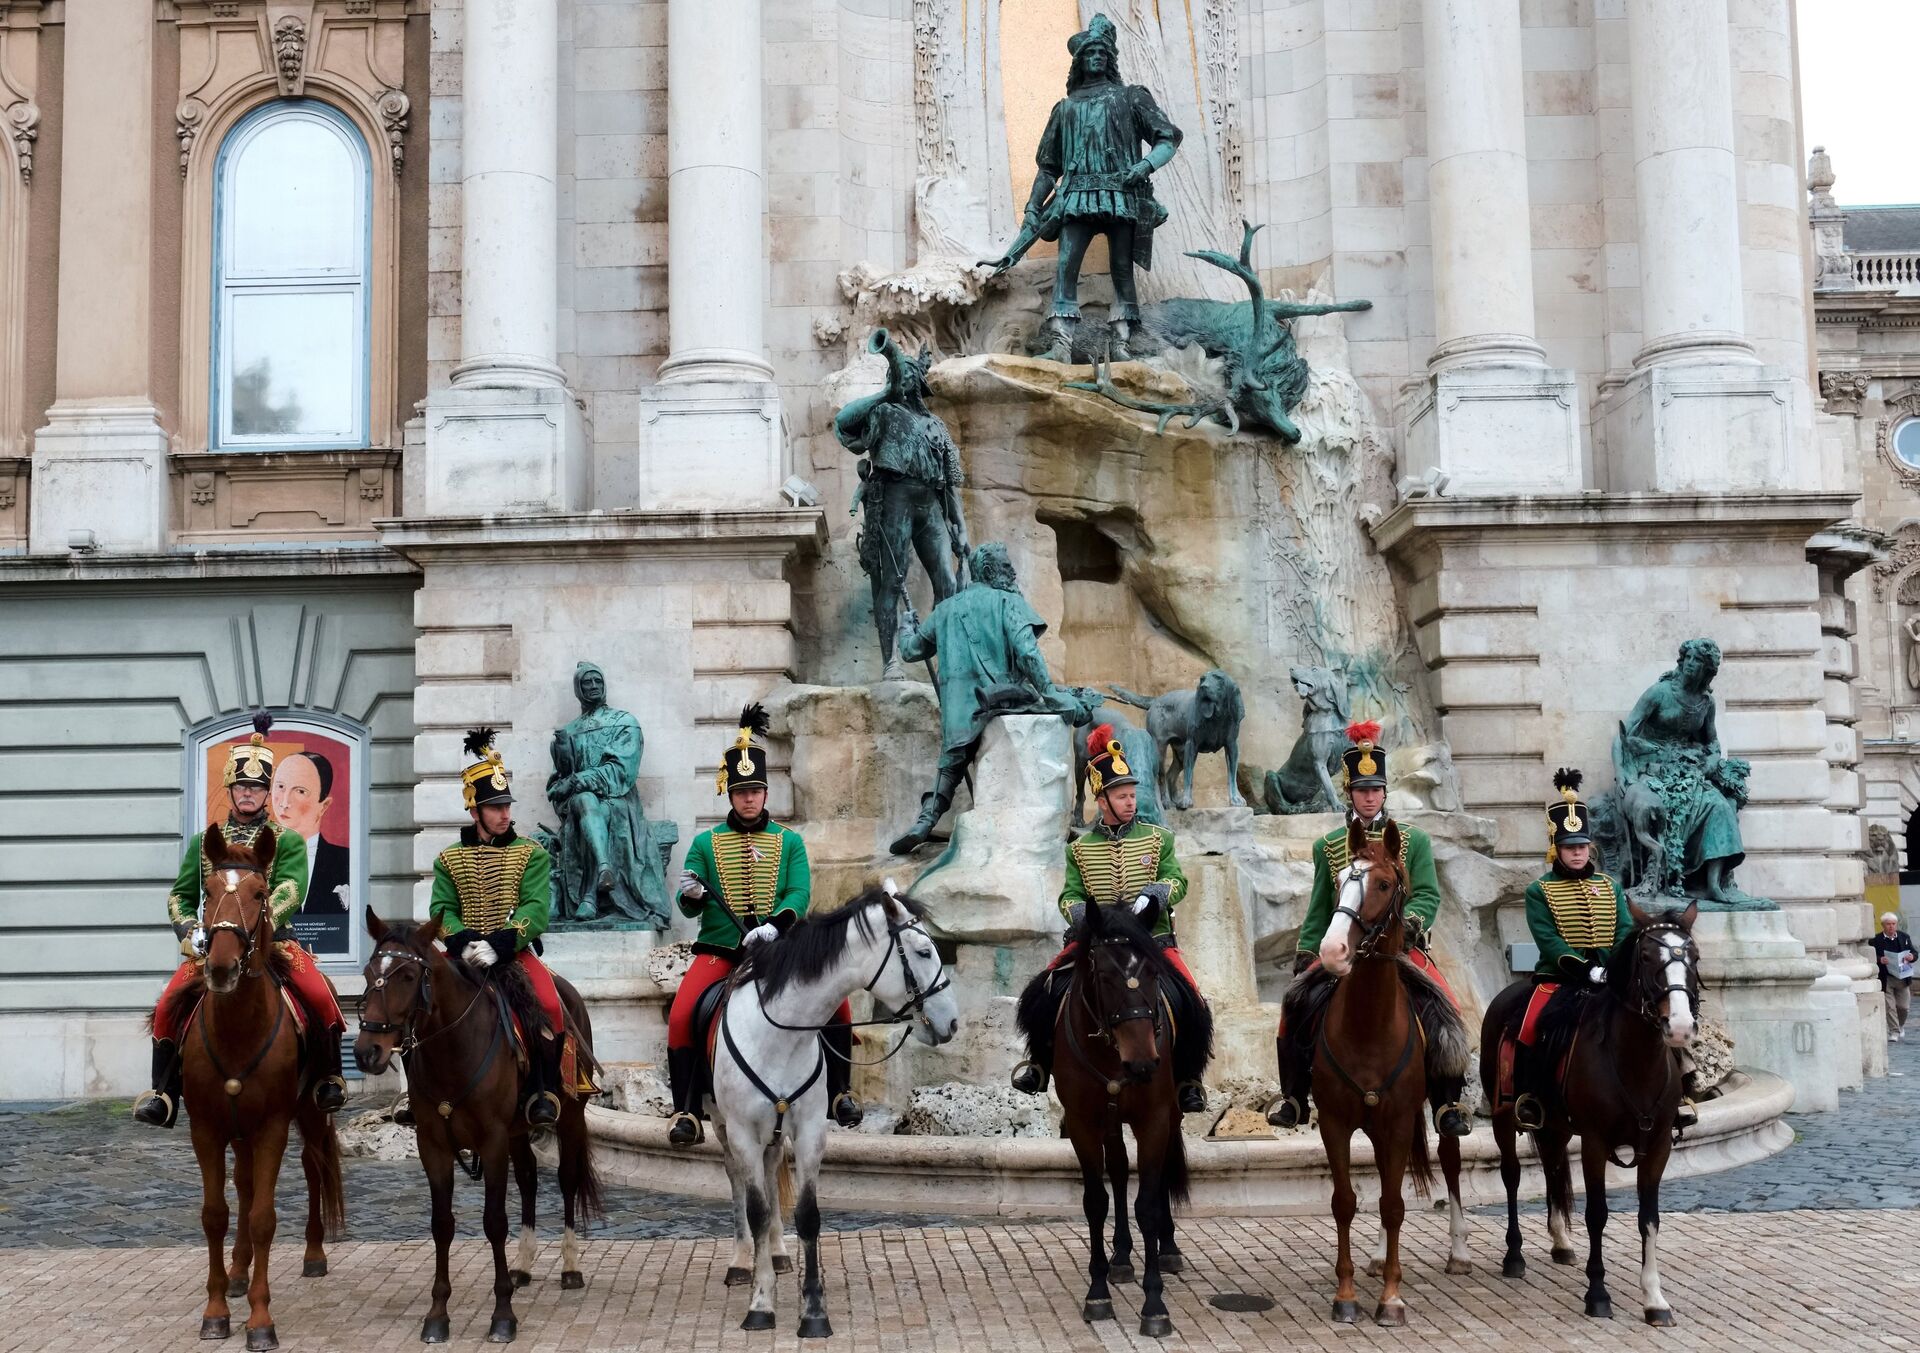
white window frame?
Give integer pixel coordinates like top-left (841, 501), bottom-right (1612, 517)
top-left (1894, 417), bottom-right (1920, 471)
top-left (211, 100), bottom-right (372, 452)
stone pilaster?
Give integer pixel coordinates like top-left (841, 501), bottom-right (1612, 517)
top-left (1400, 0), bottom-right (1580, 493)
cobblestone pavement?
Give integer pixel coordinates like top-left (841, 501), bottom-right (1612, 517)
top-left (3, 1209), bottom-right (1914, 1352)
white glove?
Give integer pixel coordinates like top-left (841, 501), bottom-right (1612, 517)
top-left (676, 869), bottom-right (707, 901)
top-left (463, 939), bottom-right (498, 969)
top-left (1131, 894), bottom-right (1153, 916)
top-left (1588, 965), bottom-right (1606, 986)
top-left (743, 922), bottom-right (780, 948)
top-left (190, 926), bottom-right (209, 957)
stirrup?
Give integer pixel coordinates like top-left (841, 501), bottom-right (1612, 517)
top-left (132, 1090), bottom-right (175, 1128)
top-left (313, 1076), bottom-right (348, 1112)
top-left (1265, 1095), bottom-right (1306, 1129)
top-left (392, 1094), bottom-right (416, 1127)
top-left (1512, 1092), bottom-right (1546, 1132)
top-left (831, 1092), bottom-right (864, 1129)
top-left (1435, 1102), bottom-right (1472, 1137)
top-left (525, 1091), bottom-right (561, 1127)
top-left (1010, 1059), bottom-right (1049, 1095)
top-left (668, 1111), bottom-right (704, 1147)
top-left (1673, 1097), bottom-right (1699, 1131)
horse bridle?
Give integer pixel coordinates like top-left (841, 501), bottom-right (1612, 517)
top-left (1331, 859), bottom-right (1406, 959)
top-left (361, 940), bottom-right (489, 1058)
top-left (203, 865), bottom-right (270, 970)
top-left (1625, 923), bottom-right (1700, 1031)
top-left (756, 911), bottom-right (953, 1037)
top-left (1078, 935), bottom-right (1163, 1036)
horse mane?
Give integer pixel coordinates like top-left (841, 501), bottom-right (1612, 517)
top-left (1075, 900), bottom-right (1169, 975)
top-left (736, 885), bottom-right (929, 1004)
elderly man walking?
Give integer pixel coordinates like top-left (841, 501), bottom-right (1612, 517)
top-left (1871, 911), bottom-right (1917, 1044)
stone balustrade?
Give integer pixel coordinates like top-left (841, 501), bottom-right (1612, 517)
top-left (1851, 251), bottom-right (1920, 293)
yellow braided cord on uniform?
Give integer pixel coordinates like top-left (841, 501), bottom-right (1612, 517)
top-left (712, 830), bottom-right (784, 920)
top-left (1541, 875), bottom-right (1621, 950)
top-left (1069, 832), bottom-right (1163, 906)
top-left (439, 841), bottom-right (537, 933)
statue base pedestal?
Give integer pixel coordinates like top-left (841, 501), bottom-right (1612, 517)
top-left (1693, 909), bottom-right (1849, 1112)
top-left (539, 929), bottom-right (667, 1068)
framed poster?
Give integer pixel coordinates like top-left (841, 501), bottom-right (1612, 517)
top-left (185, 710), bottom-right (369, 969)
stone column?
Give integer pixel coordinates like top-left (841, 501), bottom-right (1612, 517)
top-left (421, 0), bottom-right (585, 514)
top-left (29, 2), bottom-right (168, 553)
top-left (1400, 0), bottom-right (1580, 494)
top-left (1598, 0), bottom-right (1799, 491)
top-left (637, 0), bottom-right (787, 509)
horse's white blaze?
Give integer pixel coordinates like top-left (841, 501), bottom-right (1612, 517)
top-left (561, 1226), bottom-right (579, 1272)
top-left (1547, 1205), bottom-right (1572, 1252)
top-left (1320, 866), bottom-right (1365, 973)
top-left (515, 1224), bottom-right (535, 1273)
top-left (1639, 1220), bottom-right (1667, 1312)
top-left (1663, 945), bottom-right (1694, 1045)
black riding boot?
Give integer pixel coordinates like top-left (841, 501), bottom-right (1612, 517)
top-left (1177, 1080), bottom-right (1208, 1115)
top-left (524, 1039), bottom-right (561, 1128)
top-left (1430, 1078), bottom-right (1472, 1137)
top-left (132, 1038), bottom-right (182, 1128)
top-left (1510, 1038), bottom-right (1547, 1131)
top-left (667, 1046), bottom-right (703, 1147)
top-left (1265, 1033), bottom-right (1312, 1129)
top-left (312, 1027), bottom-right (348, 1113)
top-left (823, 1022), bottom-right (863, 1128)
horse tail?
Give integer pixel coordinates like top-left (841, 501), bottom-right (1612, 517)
top-left (573, 1129), bottom-right (606, 1226)
top-left (1164, 1119), bottom-right (1191, 1210)
top-left (299, 1107), bottom-right (348, 1241)
top-left (778, 1153), bottom-right (795, 1214)
top-left (1407, 1110), bottom-right (1434, 1202)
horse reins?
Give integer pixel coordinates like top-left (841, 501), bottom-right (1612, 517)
top-left (1059, 934), bottom-right (1169, 1105)
top-left (197, 866), bottom-right (287, 1140)
top-left (1316, 860), bottom-right (1421, 1110)
top-left (361, 940), bottom-right (507, 1136)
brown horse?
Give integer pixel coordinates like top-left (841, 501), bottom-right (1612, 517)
top-left (171, 823), bottom-right (345, 1351)
top-left (1020, 898), bottom-right (1210, 1339)
top-left (355, 910), bottom-right (602, 1345)
top-left (1307, 823), bottom-right (1468, 1326)
top-left (1480, 900), bottom-right (1701, 1324)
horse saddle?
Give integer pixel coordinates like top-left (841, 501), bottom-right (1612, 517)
top-left (684, 978), bottom-right (733, 1120)
top-left (1495, 982), bottom-right (1579, 1109)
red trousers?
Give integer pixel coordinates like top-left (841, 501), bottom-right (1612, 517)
top-left (517, 952), bottom-right (566, 1035)
top-left (1047, 940), bottom-right (1200, 993)
top-left (667, 952), bottom-right (852, 1050)
top-left (153, 943), bottom-right (343, 1042)
top-left (1278, 946), bottom-right (1456, 1038)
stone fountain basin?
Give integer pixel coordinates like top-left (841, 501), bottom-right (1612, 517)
top-left (588, 1070), bottom-right (1791, 1217)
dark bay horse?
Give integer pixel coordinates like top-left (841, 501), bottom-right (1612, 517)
top-left (355, 911), bottom-right (602, 1344)
top-left (1020, 898), bottom-right (1211, 1339)
top-left (1307, 823), bottom-right (1469, 1326)
top-left (170, 823), bottom-right (345, 1351)
top-left (1480, 900), bottom-right (1701, 1325)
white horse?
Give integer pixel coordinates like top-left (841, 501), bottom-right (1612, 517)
top-left (709, 882), bottom-right (960, 1338)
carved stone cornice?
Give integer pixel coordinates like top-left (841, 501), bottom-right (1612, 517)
top-left (1820, 368), bottom-right (1869, 417)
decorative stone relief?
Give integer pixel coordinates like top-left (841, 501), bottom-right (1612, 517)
top-left (375, 88), bottom-right (410, 176)
top-left (175, 99), bottom-right (207, 178)
top-left (1201, 0), bottom-right (1244, 215)
top-left (273, 16), bottom-right (308, 95)
top-left (1873, 522), bottom-right (1920, 601)
top-left (5, 100), bottom-right (36, 182)
top-left (1819, 369), bottom-right (1868, 417)
top-left (1874, 384), bottom-right (1920, 491)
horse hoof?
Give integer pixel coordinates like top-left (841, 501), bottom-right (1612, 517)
top-left (509, 1269), bottom-right (531, 1289)
top-left (1139, 1314), bottom-right (1174, 1338)
top-left (1445, 1258), bottom-right (1473, 1276)
top-left (1107, 1262), bottom-right (1135, 1284)
top-left (486, 1315), bottom-right (517, 1343)
top-left (1586, 1297), bottom-right (1613, 1319)
top-left (561, 1271), bottom-right (585, 1291)
top-left (1552, 1247), bottom-right (1579, 1266)
top-left (1366, 1258), bottom-right (1385, 1278)
top-left (421, 1316), bottom-right (451, 1344)
top-left (1645, 1308), bottom-right (1676, 1328)
top-left (1082, 1300), bottom-right (1114, 1323)
top-left (245, 1326), bottom-right (278, 1352)
top-left (797, 1315), bottom-right (833, 1339)
top-left (1501, 1255), bottom-right (1526, 1279)
top-left (302, 1259), bottom-right (328, 1279)
top-left (773, 1254), bottom-right (794, 1275)
top-left (1158, 1253), bottom-right (1184, 1275)
top-left (1374, 1303), bottom-right (1406, 1328)
top-left (724, 1266), bottom-right (753, 1287)
top-left (1331, 1299), bottom-right (1360, 1324)
top-left (199, 1316), bottom-right (231, 1340)
top-left (228, 1276), bottom-right (249, 1299)
top-left (741, 1310), bottom-right (777, 1332)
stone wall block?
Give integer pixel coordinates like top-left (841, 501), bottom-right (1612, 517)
top-left (413, 682), bottom-right (523, 729)
top-left (1430, 662), bottom-right (1544, 710)
top-left (1734, 806), bottom-right (1840, 852)
top-left (1716, 707), bottom-right (1827, 758)
top-left (1735, 855), bottom-right (1843, 905)
top-left (692, 581), bottom-right (796, 626)
top-left (691, 622), bottom-right (796, 677)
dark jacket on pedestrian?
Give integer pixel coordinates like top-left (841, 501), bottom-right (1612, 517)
top-left (1871, 929), bottom-right (1917, 989)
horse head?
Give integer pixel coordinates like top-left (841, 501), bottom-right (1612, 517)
top-left (354, 908), bottom-right (445, 1074)
top-left (1318, 824), bottom-right (1407, 978)
top-left (200, 822), bottom-right (279, 994)
top-left (1078, 900), bottom-right (1166, 1085)
top-left (1623, 899), bottom-right (1700, 1048)
top-left (870, 881), bottom-right (960, 1046)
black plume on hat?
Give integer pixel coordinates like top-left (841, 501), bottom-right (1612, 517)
top-left (738, 703), bottom-right (770, 740)
top-left (463, 726), bottom-right (498, 759)
top-left (251, 710), bottom-right (274, 738)
top-left (1553, 767), bottom-right (1582, 795)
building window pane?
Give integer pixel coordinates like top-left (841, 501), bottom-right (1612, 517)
top-left (214, 103), bottom-right (369, 450)
top-left (1895, 418), bottom-right (1920, 469)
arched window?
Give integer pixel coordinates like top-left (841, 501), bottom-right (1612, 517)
top-left (212, 102), bottom-right (371, 451)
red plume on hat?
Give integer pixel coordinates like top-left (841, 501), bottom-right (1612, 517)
top-left (1086, 722), bottom-right (1116, 757)
top-left (1346, 720), bottom-right (1381, 745)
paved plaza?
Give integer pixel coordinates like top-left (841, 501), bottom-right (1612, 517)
top-left (2, 1040), bottom-right (1916, 1349)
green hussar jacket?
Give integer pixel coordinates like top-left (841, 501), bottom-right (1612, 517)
top-left (168, 817), bottom-right (308, 931)
top-left (430, 828), bottom-right (552, 952)
top-left (1058, 821), bottom-right (1188, 938)
top-left (1297, 819), bottom-right (1440, 957)
top-left (1524, 867), bottom-right (1633, 977)
top-left (680, 820), bottom-right (811, 956)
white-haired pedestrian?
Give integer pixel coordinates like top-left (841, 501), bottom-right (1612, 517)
top-left (1870, 912), bottom-right (1916, 1043)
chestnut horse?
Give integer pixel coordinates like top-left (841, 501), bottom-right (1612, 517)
top-left (1022, 898), bottom-right (1210, 1339)
top-left (170, 823), bottom-right (345, 1351)
top-left (1480, 900), bottom-right (1701, 1324)
top-left (354, 910), bottom-right (602, 1345)
top-left (1308, 823), bottom-right (1468, 1326)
